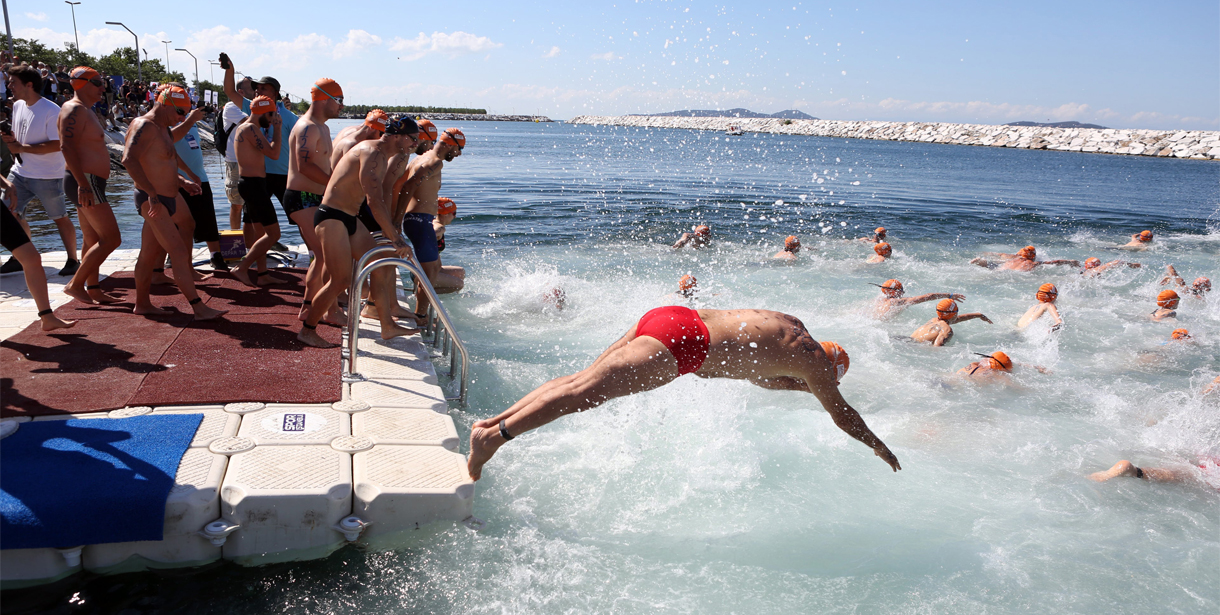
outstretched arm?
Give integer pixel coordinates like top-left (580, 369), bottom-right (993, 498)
top-left (672, 233), bottom-right (692, 249)
top-left (903, 292), bottom-right (964, 306)
top-left (1039, 259), bottom-right (1080, 267)
top-left (804, 373), bottom-right (900, 472)
top-left (950, 312), bottom-right (993, 325)
top-left (1160, 264), bottom-right (1185, 286)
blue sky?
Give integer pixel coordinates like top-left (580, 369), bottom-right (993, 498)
top-left (14, 0), bottom-right (1219, 129)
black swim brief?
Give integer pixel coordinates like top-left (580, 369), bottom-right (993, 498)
top-left (283, 189), bottom-right (323, 219)
top-left (314, 205), bottom-right (359, 236)
top-left (64, 172), bottom-right (109, 207)
top-left (238, 176), bottom-right (279, 227)
top-left (357, 200), bottom-right (382, 234)
top-left (1, 204), bottom-right (31, 252)
top-left (134, 189), bottom-right (178, 216)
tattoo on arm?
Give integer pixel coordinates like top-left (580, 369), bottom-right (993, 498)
top-left (62, 109), bottom-right (79, 139)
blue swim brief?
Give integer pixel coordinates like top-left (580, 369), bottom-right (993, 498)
top-left (402, 212), bottom-right (439, 264)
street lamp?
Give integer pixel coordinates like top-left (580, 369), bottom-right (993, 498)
top-left (161, 40), bottom-right (171, 72)
top-left (208, 60), bottom-right (219, 84)
top-left (105, 21), bottom-right (140, 81)
top-left (64, 2), bottom-right (80, 53)
top-left (174, 48), bottom-right (197, 88)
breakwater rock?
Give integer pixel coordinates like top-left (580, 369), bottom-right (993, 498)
top-left (568, 115), bottom-right (1219, 160)
top-left (338, 113), bottom-right (552, 123)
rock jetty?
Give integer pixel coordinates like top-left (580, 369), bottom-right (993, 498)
top-left (339, 113), bottom-right (552, 122)
top-left (568, 115), bottom-right (1219, 160)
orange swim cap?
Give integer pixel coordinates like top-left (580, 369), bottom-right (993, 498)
top-left (1194, 277), bottom-right (1211, 292)
top-left (784, 235), bottom-right (800, 250)
top-left (1171, 328), bottom-right (1190, 340)
top-left (880, 279), bottom-right (904, 297)
top-left (1138, 230), bottom-right (1153, 242)
top-left (679, 274), bottom-right (697, 292)
top-left (1156, 289), bottom-right (1180, 308)
top-left (439, 128), bottom-right (466, 149)
top-left (69, 66), bottom-right (100, 88)
top-left (988, 351), bottom-right (1013, 371)
top-left (875, 227), bottom-right (886, 236)
top-left (820, 341), bottom-right (850, 383)
top-left (310, 78), bottom-right (343, 102)
top-left (936, 299), bottom-right (959, 319)
top-left (249, 95), bottom-right (276, 115)
top-left (364, 109), bottom-right (388, 133)
top-left (157, 85), bottom-right (192, 110)
top-left (874, 242), bottom-right (892, 257)
top-left (416, 119), bottom-right (438, 142)
top-left (437, 197), bottom-right (457, 216)
top-left (1083, 257), bottom-right (1102, 269)
top-left (1036, 283), bottom-right (1058, 303)
top-left (694, 225), bottom-right (711, 237)
top-left (1017, 246), bottom-right (1036, 260)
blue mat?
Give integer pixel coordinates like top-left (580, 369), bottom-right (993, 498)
top-left (1, 415), bottom-right (202, 550)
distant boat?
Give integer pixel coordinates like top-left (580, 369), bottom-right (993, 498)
top-left (726, 126), bottom-right (744, 136)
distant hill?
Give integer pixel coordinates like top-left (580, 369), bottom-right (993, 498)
top-left (1006, 120), bottom-right (1108, 129)
top-left (643, 108), bottom-right (818, 120)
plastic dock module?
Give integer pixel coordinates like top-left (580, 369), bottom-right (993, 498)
top-left (236, 404), bottom-right (351, 447)
top-left (353, 444), bottom-right (474, 544)
top-left (220, 445), bottom-right (354, 565)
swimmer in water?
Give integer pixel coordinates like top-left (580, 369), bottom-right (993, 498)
top-left (1160, 265), bottom-right (1211, 299)
top-left (1119, 229), bottom-right (1154, 251)
top-left (664, 274), bottom-right (701, 302)
top-left (1088, 460), bottom-right (1185, 483)
top-left (911, 299), bottom-right (993, 346)
top-left (466, 308), bottom-right (901, 480)
top-left (543, 287), bottom-right (566, 310)
top-left (673, 224), bottom-right (711, 249)
top-left (858, 226), bottom-right (886, 244)
top-left (773, 235), bottom-right (800, 260)
top-left (1081, 257), bottom-right (1141, 277)
top-left (871, 279), bottom-right (965, 319)
top-left (865, 242), bottom-right (892, 264)
top-left (1151, 289), bottom-right (1179, 321)
top-left (1203, 376), bottom-right (1220, 397)
top-left (1017, 283), bottom-right (1064, 331)
top-left (970, 246), bottom-right (1079, 272)
top-left (956, 351), bottom-right (1050, 385)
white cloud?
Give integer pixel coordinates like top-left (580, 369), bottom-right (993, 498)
top-left (590, 52), bottom-right (620, 61)
top-left (16, 27), bottom-right (137, 57)
top-left (543, 46), bottom-right (561, 58)
top-left (25, 12), bottom-right (48, 22)
top-left (389, 31), bottom-right (502, 61)
top-left (333, 29), bottom-right (382, 60)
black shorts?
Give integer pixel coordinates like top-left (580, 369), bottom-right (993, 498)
top-left (179, 181), bottom-right (220, 243)
top-left (64, 172), bottom-right (109, 207)
top-left (238, 176), bottom-right (279, 227)
top-left (314, 205), bottom-right (358, 236)
top-left (1, 203), bottom-right (31, 252)
top-left (357, 200), bottom-right (381, 233)
top-left (283, 189), bottom-right (323, 219)
top-left (135, 189), bottom-right (178, 216)
top-left (266, 172), bottom-right (287, 207)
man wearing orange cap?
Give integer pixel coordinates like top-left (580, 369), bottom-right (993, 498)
top-left (466, 308), bottom-right (899, 481)
top-left (1017, 283), bottom-right (1064, 330)
top-left (430, 197), bottom-right (466, 283)
top-left (57, 66), bottom-right (123, 306)
top-left (1151, 290), bottom-right (1179, 321)
top-left (858, 226), bottom-right (886, 244)
top-left (910, 299), bottom-right (993, 346)
top-left (286, 78), bottom-right (345, 316)
top-left (673, 224), bottom-right (711, 249)
top-left (298, 114), bottom-right (421, 348)
top-left (229, 95), bottom-right (283, 288)
top-left (415, 119), bottom-right (438, 155)
top-left (871, 279), bottom-right (965, 319)
top-left (222, 54), bottom-right (297, 214)
top-left (1160, 264), bottom-right (1211, 298)
top-left (1080, 257), bottom-right (1141, 277)
top-left (970, 245), bottom-right (1079, 272)
top-left (773, 236), bottom-right (800, 260)
top-left (120, 85), bottom-right (228, 321)
top-left (1120, 229), bottom-right (1154, 250)
top-left (956, 351), bottom-right (1050, 384)
top-left (395, 127), bottom-right (467, 321)
top-left (866, 242), bottom-right (892, 263)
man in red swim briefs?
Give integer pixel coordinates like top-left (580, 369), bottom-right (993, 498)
top-left (467, 307), bottom-right (901, 480)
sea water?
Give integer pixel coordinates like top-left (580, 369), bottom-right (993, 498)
top-left (4, 121), bottom-right (1218, 614)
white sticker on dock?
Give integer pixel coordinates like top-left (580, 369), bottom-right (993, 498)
top-left (262, 412), bottom-right (327, 435)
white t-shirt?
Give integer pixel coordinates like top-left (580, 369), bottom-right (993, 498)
top-left (12, 98), bottom-right (66, 179)
top-left (222, 101), bottom-right (247, 163)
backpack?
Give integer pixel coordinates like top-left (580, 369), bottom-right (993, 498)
top-left (214, 107), bottom-right (232, 157)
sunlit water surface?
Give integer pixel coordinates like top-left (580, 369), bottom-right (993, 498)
top-left (5, 121), bottom-right (1219, 614)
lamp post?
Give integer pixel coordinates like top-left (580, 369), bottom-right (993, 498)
top-left (2, 0), bottom-right (13, 58)
top-left (175, 48), bottom-right (197, 88)
top-left (64, 2), bottom-right (80, 53)
top-left (207, 60), bottom-right (218, 84)
top-left (105, 21), bottom-right (140, 81)
top-left (161, 40), bottom-right (171, 73)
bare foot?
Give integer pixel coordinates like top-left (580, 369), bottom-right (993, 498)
top-left (192, 304), bottom-right (229, 321)
top-left (231, 266), bottom-right (256, 288)
top-left (62, 285), bottom-right (96, 305)
top-left (467, 423), bottom-right (509, 481)
top-left (298, 327), bottom-right (337, 348)
top-left (176, 268), bottom-right (212, 283)
top-left (392, 304), bottom-right (415, 319)
top-left (89, 289), bottom-right (124, 304)
top-left (380, 322), bottom-right (420, 340)
top-left (134, 303), bottom-right (172, 316)
top-left (360, 304), bottom-right (378, 320)
top-left (40, 315), bottom-right (76, 331)
top-left (323, 307), bottom-right (347, 326)
top-left (151, 272), bottom-right (174, 285)
top-left (1089, 460), bottom-right (1139, 482)
top-left (260, 273), bottom-right (290, 286)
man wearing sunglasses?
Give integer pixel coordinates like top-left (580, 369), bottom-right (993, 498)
top-left (57, 66), bottom-right (123, 306)
top-left (229, 96), bottom-right (283, 288)
top-left (221, 54), bottom-right (298, 222)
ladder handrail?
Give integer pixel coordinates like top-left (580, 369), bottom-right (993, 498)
top-left (345, 256), bottom-right (469, 404)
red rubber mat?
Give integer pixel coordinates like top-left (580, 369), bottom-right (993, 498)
top-left (1, 269), bottom-right (341, 417)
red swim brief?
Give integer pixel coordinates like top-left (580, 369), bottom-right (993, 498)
top-left (634, 306), bottom-right (710, 375)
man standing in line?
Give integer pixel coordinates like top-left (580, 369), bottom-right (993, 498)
top-left (229, 96), bottom-right (283, 288)
top-left (286, 78), bottom-right (344, 318)
top-left (121, 86), bottom-right (227, 321)
top-left (57, 66), bottom-right (123, 305)
top-left (222, 56), bottom-right (297, 222)
top-left (221, 75), bottom-right (254, 231)
top-left (170, 92), bottom-right (227, 271)
top-left (0, 64), bottom-right (78, 276)
top-left (396, 128), bottom-right (466, 321)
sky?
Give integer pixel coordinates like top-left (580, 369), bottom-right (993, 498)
top-left (12, 0), bottom-right (1219, 129)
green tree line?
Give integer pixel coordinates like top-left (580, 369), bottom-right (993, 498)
top-left (341, 104), bottom-right (487, 116)
top-left (9, 38), bottom-right (186, 86)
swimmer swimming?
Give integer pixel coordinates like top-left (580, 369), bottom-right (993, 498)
top-left (1017, 283), bottom-right (1063, 330)
top-left (1151, 289), bottom-right (1179, 321)
top-left (1119, 229), bottom-right (1154, 251)
top-left (858, 226), bottom-right (886, 244)
top-left (970, 245), bottom-right (1079, 272)
top-left (1081, 257), bottom-right (1141, 277)
top-left (773, 235), bottom-right (800, 260)
top-left (955, 350), bottom-right (1050, 384)
top-left (1160, 264), bottom-right (1211, 298)
top-left (673, 224), bottom-right (711, 249)
top-left (911, 299), bottom-right (993, 346)
top-left (871, 279), bottom-right (965, 319)
top-left (866, 242), bottom-right (892, 264)
top-left (466, 307), bottom-right (901, 480)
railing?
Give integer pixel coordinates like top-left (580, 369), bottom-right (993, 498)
top-left (343, 255), bottom-right (469, 404)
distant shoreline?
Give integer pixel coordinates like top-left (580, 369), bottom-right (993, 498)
top-left (336, 112), bottom-right (553, 122)
top-left (568, 115), bottom-right (1218, 160)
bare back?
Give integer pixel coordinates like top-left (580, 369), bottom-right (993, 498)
top-left (693, 309), bottom-right (831, 382)
top-left (911, 318), bottom-right (952, 344)
top-left (58, 98), bottom-right (111, 178)
top-left (287, 116), bottom-right (333, 193)
top-left (122, 116), bottom-right (178, 195)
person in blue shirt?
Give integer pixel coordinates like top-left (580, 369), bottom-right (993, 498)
top-left (172, 102), bottom-right (226, 270)
top-left (222, 57), bottom-right (297, 224)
